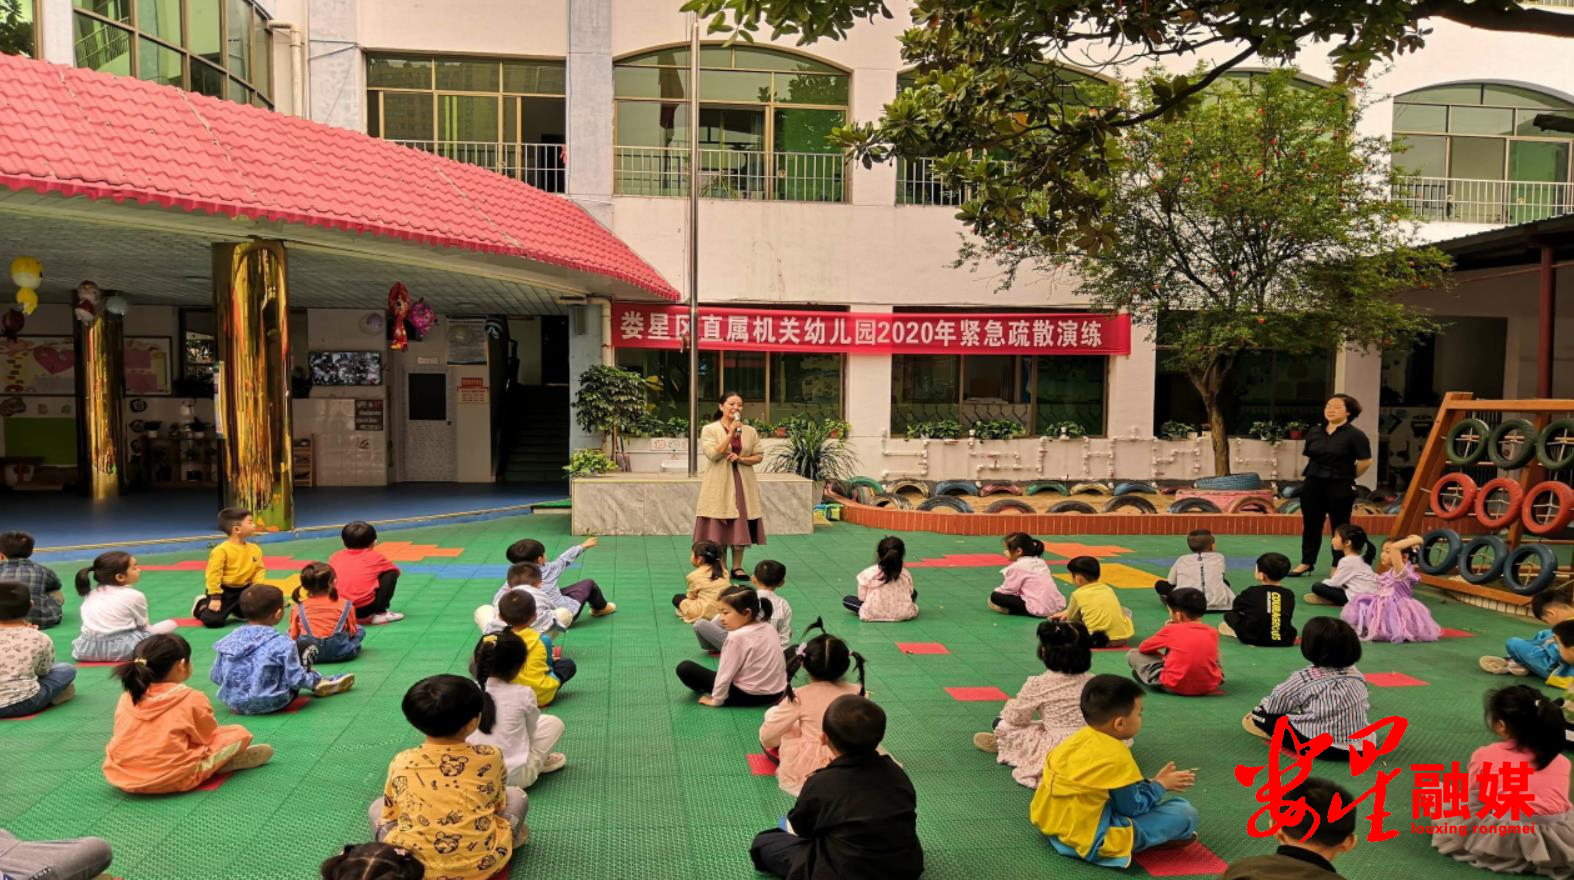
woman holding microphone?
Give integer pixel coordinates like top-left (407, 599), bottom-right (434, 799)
top-left (694, 391), bottom-right (766, 579)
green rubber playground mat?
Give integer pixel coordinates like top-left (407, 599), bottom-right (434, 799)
top-left (0, 517), bottom-right (1543, 877)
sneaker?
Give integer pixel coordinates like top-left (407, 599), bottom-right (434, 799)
top-left (365, 613), bottom-right (391, 625)
top-left (514, 825), bottom-right (531, 848)
top-left (1508, 661), bottom-right (1532, 677)
top-left (1480, 656), bottom-right (1512, 675)
top-left (987, 601), bottom-right (1009, 615)
top-left (553, 608), bottom-right (575, 630)
top-left (313, 674), bottom-right (356, 697)
top-left (973, 732), bottom-right (998, 753)
top-left (1241, 712), bottom-right (1270, 739)
top-left (50, 683), bottom-right (76, 705)
top-left (380, 611), bottom-right (405, 623)
top-left (1303, 593), bottom-right (1334, 606)
top-left (541, 752), bottom-right (567, 775)
top-left (591, 602), bottom-right (617, 618)
top-left (228, 744), bottom-right (273, 772)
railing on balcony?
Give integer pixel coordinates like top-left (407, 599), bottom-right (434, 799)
top-left (1392, 176), bottom-right (1574, 225)
top-left (613, 147), bottom-right (846, 203)
top-left (390, 140), bottom-right (567, 193)
top-left (896, 157), bottom-right (971, 206)
top-left (1526, 0), bottom-right (1574, 7)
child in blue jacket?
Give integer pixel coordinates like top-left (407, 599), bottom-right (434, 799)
top-left (1481, 586), bottom-right (1574, 681)
top-left (211, 585), bottom-right (355, 715)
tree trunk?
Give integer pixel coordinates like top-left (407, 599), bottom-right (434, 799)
top-left (1186, 355), bottom-right (1234, 476)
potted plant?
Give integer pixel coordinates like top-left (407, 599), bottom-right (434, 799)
top-left (764, 417), bottom-right (858, 489)
top-left (825, 418), bottom-right (850, 439)
top-left (1045, 420), bottom-right (1088, 440)
top-left (1285, 420), bottom-right (1308, 440)
top-left (972, 419), bottom-right (1023, 440)
top-left (663, 416), bottom-right (690, 437)
top-left (906, 419), bottom-right (963, 440)
top-left (1249, 420), bottom-right (1287, 445)
top-left (564, 448), bottom-right (619, 478)
top-left (572, 365), bottom-right (648, 460)
top-left (1158, 420), bottom-right (1194, 441)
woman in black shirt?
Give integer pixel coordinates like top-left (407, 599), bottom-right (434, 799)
top-left (1290, 394), bottom-right (1373, 577)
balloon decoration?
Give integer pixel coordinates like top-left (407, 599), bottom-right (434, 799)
top-left (104, 292), bottom-right (130, 317)
top-left (74, 281), bottom-right (102, 325)
top-left (1, 309), bottom-right (21, 342)
top-left (10, 256), bottom-right (41, 316)
top-left (407, 298), bottom-right (436, 341)
top-left (387, 282), bottom-right (411, 351)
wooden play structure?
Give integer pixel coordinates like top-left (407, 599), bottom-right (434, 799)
top-left (1394, 392), bottom-right (1574, 606)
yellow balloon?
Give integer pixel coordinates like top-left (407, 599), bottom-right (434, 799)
top-left (16, 288), bottom-right (38, 315)
top-left (9, 256), bottom-right (42, 290)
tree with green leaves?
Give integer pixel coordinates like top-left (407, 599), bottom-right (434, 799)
top-left (683, 0), bottom-right (1574, 255)
top-left (0, 0), bottom-right (35, 59)
top-left (1037, 70), bottom-right (1446, 473)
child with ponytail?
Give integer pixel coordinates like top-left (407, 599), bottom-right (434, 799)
top-left (975, 620), bottom-right (1097, 788)
top-left (760, 619), bottom-right (870, 795)
top-left (989, 533), bottom-right (1064, 618)
top-left (844, 536), bottom-right (917, 622)
top-left (1305, 524), bottom-right (1378, 608)
top-left (1343, 534), bottom-right (1439, 643)
top-left (675, 541), bottom-right (731, 624)
top-left (467, 631), bottom-right (566, 788)
top-left (103, 634), bottom-right (271, 794)
top-left (676, 586), bottom-right (787, 707)
top-left (1433, 685), bottom-right (1574, 873)
top-left (290, 562), bottom-right (364, 663)
top-left (71, 551), bottom-right (177, 662)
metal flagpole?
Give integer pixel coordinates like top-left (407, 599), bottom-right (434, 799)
top-left (686, 13), bottom-right (701, 477)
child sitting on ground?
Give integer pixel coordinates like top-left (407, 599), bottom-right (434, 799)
top-left (1127, 588), bottom-right (1223, 696)
top-left (844, 536), bottom-right (918, 622)
top-left (1031, 674), bottom-right (1199, 866)
top-left (0, 581), bottom-right (76, 719)
top-left (1550, 622), bottom-right (1574, 745)
top-left (676, 587), bottom-right (787, 707)
top-left (1304, 524), bottom-right (1379, 608)
top-left (0, 531), bottom-right (63, 629)
top-left (0, 828), bottom-right (113, 880)
top-left (328, 521), bottom-right (403, 625)
top-left (989, 532), bottom-right (1065, 618)
top-left (1221, 777), bottom-right (1357, 879)
top-left (974, 620), bottom-right (1095, 788)
top-left (1243, 617), bottom-right (1372, 762)
top-left (211, 585), bottom-right (355, 715)
top-left (497, 590), bottom-right (575, 707)
top-left (507, 536), bottom-right (614, 621)
top-left (373, 675), bottom-right (529, 880)
top-left (1433, 685), bottom-right (1574, 874)
top-left (289, 563), bottom-right (364, 663)
top-left (477, 562), bottom-right (570, 634)
top-left (1222, 552), bottom-right (1298, 648)
top-left (319, 843), bottom-right (425, 880)
top-left (1051, 557), bottom-right (1134, 647)
top-left (103, 634), bottom-right (271, 794)
top-left (749, 695), bottom-right (924, 879)
top-left (72, 551), bottom-right (177, 662)
top-left (698, 559), bottom-right (793, 652)
top-left (468, 631), bottom-right (566, 788)
top-left (675, 541), bottom-right (731, 624)
top-left (1155, 529), bottom-right (1233, 612)
top-left (195, 507), bottom-right (266, 628)
top-left (1343, 534), bottom-right (1440, 644)
top-left (1481, 584), bottom-right (1574, 680)
top-left (759, 621), bottom-right (868, 795)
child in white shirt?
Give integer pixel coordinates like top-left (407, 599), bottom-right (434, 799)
top-left (1306, 524), bottom-right (1379, 607)
top-left (1154, 528), bottom-right (1234, 612)
top-left (696, 560), bottom-right (792, 651)
top-left (72, 552), bottom-right (177, 662)
top-left (473, 562), bottom-right (573, 634)
top-left (467, 630), bottom-right (566, 788)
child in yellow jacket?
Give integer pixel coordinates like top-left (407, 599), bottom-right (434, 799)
top-left (194, 507), bottom-right (266, 629)
top-left (674, 541), bottom-right (731, 624)
top-left (498, 590), bottom-right (575, 707)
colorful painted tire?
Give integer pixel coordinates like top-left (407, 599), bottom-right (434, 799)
top-left (918, 495), bottom-right (973, 513)
top-left (874, 493), bottom-right (912, 510)
top-left (1429, 473), bottom-right (1478, 520)
top-left (1418, 529), bottom-right (1462, 576)
top-left (1104, 496), bottom-right (1157, 514)
top-left (1047, 500), bottom-right (1097, 514)
top-left (1277, 499), bottom-right (1302, 515)
top-left (1536, 419), bottom-right (1574, 471)
top-left (1279, 482), bottom-right (1304, 499)
top-left (849, 476), bottom-right (884, 495)
top-left (1488, 419), bottom-right (1539, 470)
top-left (1194, 473), bottom-right (1263, 491)
top-left (1025, 481), bottom-right (1067, 496)
top-left (1473, 477), bottom-right (1525, 530)
top-left (888, 479), bottom-right (930, 498)
top-left (1168, 498), bottom-right (1223, 514)
top-left (1069, 482), bottom-right (1112, 496)
top-left (1156, 481), bottom-right (1188, 495)
top-left (852, 485), bottom-right (877, 506)
top-left (1459, 535), bottom-right (1510, 585)
top-left (935, 480), bottom-right (980, 497)
top-left (1444, 418), bottom-right (1492, 466)
top-left (1522, 481), bottom-right (1574, 536)
top-left (986, 499), bottom-right (1034, 514)
top-left (1504, 544), bottom-right (1560, 596)
top-left (980, 482), bottom-right (1024, 497)
top-left (1229, 496), bottom-right (1276, 514)
top-left (1113, 481), bottom-right (1158, 497)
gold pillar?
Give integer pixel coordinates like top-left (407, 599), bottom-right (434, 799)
top-left (213, 241), bottom-right (293, 530)
top-left (74, 314), bottom-right (125, 501)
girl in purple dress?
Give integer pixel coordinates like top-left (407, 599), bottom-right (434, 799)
top-left (1342, 534), bottom-right (1440, 643)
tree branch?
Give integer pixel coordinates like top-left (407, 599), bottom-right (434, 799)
top-left (1419, 0), bottom-right (1574, 37)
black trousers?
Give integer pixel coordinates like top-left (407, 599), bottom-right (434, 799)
top-left (750, 829), bottom-right (806, 878)
top-left (1298, 477), bottom-right (1354, 568)
top-left (674, 660), bottom-right (782, 706)
top-left (562, 579), bottom-right (608, 615)
top-left (354, 570), bottom-right (400, 619)
top-left (552, 657), bottom-right (577, 685)
top-left (193, 586), bottom-right (247, 628)
top-left (1310, 581), bottom-right (1348, 606)
top-left (988, 591), bottom-right (1033, 616)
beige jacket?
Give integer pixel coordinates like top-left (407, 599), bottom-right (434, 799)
top-left (695, 420), bottom-right (764, 520)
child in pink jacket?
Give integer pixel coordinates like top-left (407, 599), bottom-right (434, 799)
top-left (988, 532), bottom-right (1065, 618)
top-left (842, 536), bottom-right (918, 622)
top-left (760, 623), bottom-right (871, 796)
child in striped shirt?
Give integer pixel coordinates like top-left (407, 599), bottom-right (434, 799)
top-left (1241, 617), bottom-right (1372, 762)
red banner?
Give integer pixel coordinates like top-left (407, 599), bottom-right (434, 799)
top-left (612, 304), bottom-right (1131, 356)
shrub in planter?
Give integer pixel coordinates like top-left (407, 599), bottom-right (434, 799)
top-left (1158, 421), bottom-right (1195, 441)
top-left (1044, 420), bottom-right (1089, 439)
top-left (565, 448), bottom-right (618, 478)
top-left (905, 419), bottom-right (963, 440)
top-left (765, 418), bottom-right (858, 484)
top-left (1285, 420), bottom-right (1308, 440)
top-left (972, 419), bottom-right (1024, 440)
top-left (1248, 420), bottom-right (1286, 444)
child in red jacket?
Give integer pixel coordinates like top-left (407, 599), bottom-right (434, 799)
top-left (1126, 588), bottom-right (1223, 696)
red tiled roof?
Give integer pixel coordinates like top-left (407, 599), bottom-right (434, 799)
top-left (0, 54), bottom-right (679, 301)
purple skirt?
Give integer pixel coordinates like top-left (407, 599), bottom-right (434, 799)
top-left (694, 463), bottom-right (766, 547)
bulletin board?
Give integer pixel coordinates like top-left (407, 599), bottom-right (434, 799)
top-left (1, 336), bottom-right (174, 396)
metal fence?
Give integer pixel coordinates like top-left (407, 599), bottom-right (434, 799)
top-left (612, 147), bottom-right (846, 202)
top-left (389, 140), bottom-right (567, 193)
top-left (1392, 176), bottom-right (1574, 225)
top-left (896, 157), bottom-right (970, 206)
